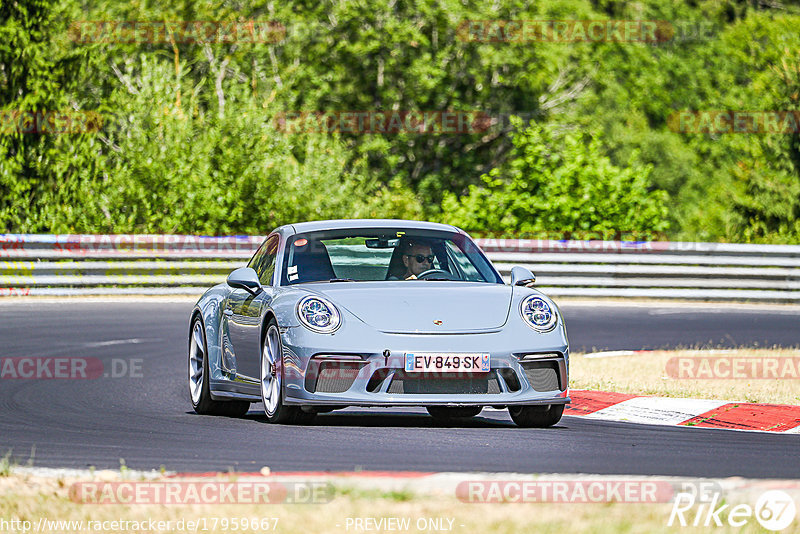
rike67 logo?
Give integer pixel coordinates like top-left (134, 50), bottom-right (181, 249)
top-left (669, 485), bottom-right (796, 531)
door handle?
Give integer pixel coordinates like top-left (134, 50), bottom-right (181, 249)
top-left (223, 309), bottom-right (233, 316)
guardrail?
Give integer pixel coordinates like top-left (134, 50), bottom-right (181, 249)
top-left (1, 234), bottom-right (798, 301)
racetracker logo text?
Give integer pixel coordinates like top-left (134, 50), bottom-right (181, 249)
top-left (668, 111), bottom-right (800, 134)
top-left (68, 21), bottom-right (285, 44)
top-left (456, 480), bottom-right (675, 503)
top-left (0, 110), bottom-right (103, 134)
top-left (666, 357), bottom-right (800, 379)
top-left (273, 111), bottom-right (493, 135)
top-left (457, 20), bottom-right (673, 43)
top-left (0, 357), bottom-right (142, 379)
top-left (70, 481), bottom-right (333, 505)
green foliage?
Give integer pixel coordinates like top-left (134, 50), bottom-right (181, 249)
top-left (442, 120), bottom-right (669, 239)
top-left (1, 0), bottom-right (799, 242)
top-left (49, 55), bottom-right (417, 233)
top-left (0, 0), bottom-right (87, 231)
top-left (729, 160), bottom-right (800, 243)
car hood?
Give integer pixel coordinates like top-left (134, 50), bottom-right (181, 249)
top-left (302, 282), bottom-right (512, 333)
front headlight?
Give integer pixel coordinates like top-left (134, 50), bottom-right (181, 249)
top-left (519, 295), bottom-right (557, 332)
top-left (297, 296), bottom-right (341, 333)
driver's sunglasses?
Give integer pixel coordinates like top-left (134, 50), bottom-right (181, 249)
top-left (406, 254), bottom-right (434, 264)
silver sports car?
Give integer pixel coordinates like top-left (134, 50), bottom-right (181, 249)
top-left (188, 219), bottom-right (570, 427)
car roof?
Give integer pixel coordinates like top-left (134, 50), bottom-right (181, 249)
top-left (275, 219), bottom-right (463, 235)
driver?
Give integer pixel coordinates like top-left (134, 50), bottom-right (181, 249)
top-left (399, 241), bottom-right (435, 280)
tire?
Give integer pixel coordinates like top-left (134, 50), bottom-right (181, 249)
top-left (508, 404), bottom-right (564, 428)
top-left (189, 316), bottom-right (250, 417)
top-left (261, 319), bottom-right (316, 425)
top-left (426, 406), bottom-right (483, 420)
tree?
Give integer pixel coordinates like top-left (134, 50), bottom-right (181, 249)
top-left (0, 0), bottom-right (89, 231)
top-left (442, 119), bottom-right (670, 239)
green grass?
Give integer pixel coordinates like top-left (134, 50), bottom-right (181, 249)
top-left (335, 486), bottom-right (416, 502)
top-left (0, 451), bottom-right (12, 477)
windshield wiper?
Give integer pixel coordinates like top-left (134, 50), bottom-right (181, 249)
top-left (328, 278), bottom-right (356, 282)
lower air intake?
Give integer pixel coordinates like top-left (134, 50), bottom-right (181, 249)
top-left (520, 361), bottom-right (560, 392)
top-left (308, 361), bottom-right (363, 393)
top-left (387, 371), bottom-right (500, 394)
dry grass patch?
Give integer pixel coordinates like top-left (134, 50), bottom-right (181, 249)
top-left (570, 349), bottom-right (800, 405)
top-left (0, 474), bottom-right (784, 534)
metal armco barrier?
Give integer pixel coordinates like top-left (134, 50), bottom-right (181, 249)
top-left (1, 234), bottom-right (799, 301)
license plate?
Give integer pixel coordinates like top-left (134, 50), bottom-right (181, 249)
top-left (404, 353), bottom-right (490, 373)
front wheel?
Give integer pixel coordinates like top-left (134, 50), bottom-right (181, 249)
top-left (508, 404), bottom-right (564, 428)
top-left (189, 317), bottom-right (250, 417)
top-left (261, 320), bottom-right (315, 425)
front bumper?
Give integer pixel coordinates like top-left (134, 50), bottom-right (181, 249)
top-left (280, 324), bottom-right (570, 407)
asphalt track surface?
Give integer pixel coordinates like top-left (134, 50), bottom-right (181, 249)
top-left (0, 300), bottom-right (798, 477)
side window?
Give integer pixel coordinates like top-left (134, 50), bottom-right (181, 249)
top-left (248, 241), bottom-right (268, 272)
top-left (249, 235), bottom-right (279, 286)
top-left (257, 235), bottom-right (279, 286)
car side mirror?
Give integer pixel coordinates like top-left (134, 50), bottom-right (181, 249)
top-left (510, 266), bottom-right (536, 287)
top-left (226, 267), bottom-right (263, 295)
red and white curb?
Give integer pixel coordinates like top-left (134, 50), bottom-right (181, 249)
top-left (566, 390), bottom-right (800, 433)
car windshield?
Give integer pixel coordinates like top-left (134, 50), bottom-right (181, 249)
top-left (280, 228), bottom-right (503, 285)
